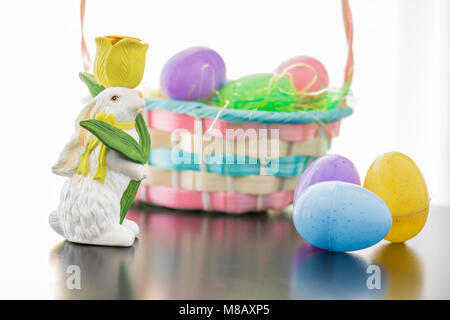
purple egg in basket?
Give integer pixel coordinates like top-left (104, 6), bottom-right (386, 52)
top-left (160, 46), bottom-right (226, 100)
top-left (294, 154), bottom-right (360, 202)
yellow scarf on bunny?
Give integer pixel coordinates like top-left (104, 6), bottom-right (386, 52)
top-left (77, 111), bottom-right (135, 183)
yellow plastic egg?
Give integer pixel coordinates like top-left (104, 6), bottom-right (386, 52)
top-left (363, 152), bottom-right (429, 243)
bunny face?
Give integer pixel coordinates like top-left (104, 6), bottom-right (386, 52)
top-left (52, 87), bottom-right (145, 177)
top-left (94, 87), bottom-right (144, 122)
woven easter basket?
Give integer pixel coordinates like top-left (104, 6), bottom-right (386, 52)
top-left (136, 1), bottom-right (355, 214)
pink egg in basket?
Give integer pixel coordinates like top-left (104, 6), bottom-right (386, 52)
top-left (276, 56), bottom-right (329, 93)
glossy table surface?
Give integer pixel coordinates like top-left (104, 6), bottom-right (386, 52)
top-left (45, 204), bottom-right (450, 300)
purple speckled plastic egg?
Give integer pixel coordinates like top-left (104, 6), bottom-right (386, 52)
top-left (294, 154), bottom-right (360, 202)
top-left (160, 46), bottom-right (226, 100)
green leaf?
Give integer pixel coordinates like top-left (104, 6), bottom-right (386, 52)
top-left (120, 180), bottom-right (141, 224)
top-left (119, 115), bottom-right (151, 224)
top-left (79, 72), bottom-right (105, 97)
top-left (80, 119), bottom-right (146, 164)
top-left (135, 114), bottom-right (151, 156)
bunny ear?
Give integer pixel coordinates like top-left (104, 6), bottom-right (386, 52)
top-left (75, 99), bottom-right (98, 146)
top-left (52, 100), bottom-right (97, 177)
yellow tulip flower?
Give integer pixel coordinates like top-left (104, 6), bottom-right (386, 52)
top-left (93, 35), bottom-right (149, 89)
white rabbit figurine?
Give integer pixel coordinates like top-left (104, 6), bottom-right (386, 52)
top-left (50, 87), bottom-right (148, 247)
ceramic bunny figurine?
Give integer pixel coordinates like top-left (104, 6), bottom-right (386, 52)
top-left (50, 87), bottom-right (148, 247)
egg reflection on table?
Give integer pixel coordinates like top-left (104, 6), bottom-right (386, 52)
top-left (290, 243), bottom-right (385, 299)
top-left (364, 152), bottom-right (430, 243)
top-left (373, 243), bottom-right (423, 299)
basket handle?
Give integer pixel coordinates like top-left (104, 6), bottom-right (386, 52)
top-left (342, 0), bottom-right (354, 90)
top-left (80, 0), bottom-right (91, 72)
top-left (80, 0), bottom-right (354, 89)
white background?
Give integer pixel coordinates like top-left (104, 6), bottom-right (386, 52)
top-left (0, 0), bottom-right (448, 298)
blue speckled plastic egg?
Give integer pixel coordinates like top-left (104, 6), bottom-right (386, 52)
top-left (293, 181), bottom-right (392, 252)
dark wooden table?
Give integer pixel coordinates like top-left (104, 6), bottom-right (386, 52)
top-left (49, 204), bottom-right (450, 299)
